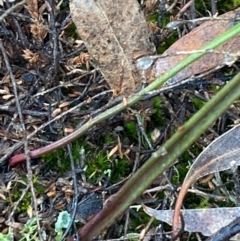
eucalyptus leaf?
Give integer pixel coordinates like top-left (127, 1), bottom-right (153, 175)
top-left (144, 205), bottom-right (240, 236)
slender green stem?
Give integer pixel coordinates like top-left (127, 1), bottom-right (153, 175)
top-left (76, 71), bottom-right (240, 241)
top-left (66, 23), bottom-right (240, 241)
top-left (9, 22), bottom-right (240, 165)
top-left (142, 20), bottom-right (240, 92)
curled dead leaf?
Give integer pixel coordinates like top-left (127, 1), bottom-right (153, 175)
top-left (173, 123), bottom-right (240, 236)
top-left (150, 8), bottom-right (240, 85)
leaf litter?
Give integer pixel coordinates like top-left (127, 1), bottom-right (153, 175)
top-left (150, 7), bottom-right (240, 86)
top-left (1, 1), bottom-right (240, 241)
top-left (172, 123), bottom-right (240, 236)
top-left (143, 205), bottom-right (240, 236)
top-left (143, 123), bottom-right (240, 238)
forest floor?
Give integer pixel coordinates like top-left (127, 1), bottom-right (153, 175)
top-left (0, 1), bottom-right (240, 241)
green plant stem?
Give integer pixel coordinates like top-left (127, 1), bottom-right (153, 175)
top-left (71, 72), bottom-right (240, 241)
top-left (9, 22), bottom-right (240, 166)
top-left (64, 24), bottom-right (240, 241)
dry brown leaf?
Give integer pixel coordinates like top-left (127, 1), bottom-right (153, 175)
top-left (0, 217), bottom-right (5, 224)
top-left (24, 116), bottom-right (42, 125)
top-left (25, 0), bottom-right (48, 41)
top-left (51, 108), bottom-right (61, 118)
top-left (64, 127), bottom-right (74, 133)
top-left (30, 22), bottom-right (47, 41)
top-left (63, 188), bottom-right (74, 197)
top-left (27, 205), bottom-right (33, 218)
top-left (86, 97), bottom-right (92, 104)
top-left (4, 85), bottom-right (9, 93)
top-left (54, 203), bottom-right (66, 210)
top-left (150, 8), bottom-right (240, 85)
top-left (46, 190), bottom-right (57, 198)
top-left (0, 89), bottom-right (8, 95)
top-left (0, 192), bottom-right (6, 200)
top-left (59, 102), bottom-right (69, 108)
top-left (70, 0), bottom-right (156, 95)
top-left (25, 0), bottom-right (39, 20)
top-left (6, 221), bottom-right (24, 230)
top-left (173, 123), bottom-right (240, 235)
top-left (68, 92), bottom-right (81, 97)
top-left (2, 75), bottom-right (10, 84)
top-left (67, 53), bottom-right (90, 66)
top-left (150, 128), bottom-right (160, 143)
top-left (108, 144), bottom-right (118, 159)
top-left (22, 49), bottom-right (40, 64)
top-left (144, 205), bottom-right (240, 236)
top-left (117, 136), bottom-right (123, 159)
top-left (123, 97), bottom-right (128, 106)
top-left (2, 94), bottom-right (13, 100)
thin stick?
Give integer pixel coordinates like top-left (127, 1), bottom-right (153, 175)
top-left (0, 41), bottom-right (43, 241)
top-left (0, 0), bottom-right (27, 21)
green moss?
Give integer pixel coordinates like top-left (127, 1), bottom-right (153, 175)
top-left (95, 152), bottom-right (109, 170)
top-left (42, 135), bottom-right (131, 184)
top-left (85, 152), bottom-right (130, 183)
top-left (19, 218), bottom-right (39, 241)
top-left (124, 121), bottom-right (137, 140)
top-left (209, 84), bottom-right (221, 93)
top-left (187, 195), bottom-right (212, 209)
top-left (102, 133), bottom-right (115, 145)
top-left (185, 192), bottom-right (203, 209)
top-left (32, 176), bottom-right (45, 195)
top-left (148, 12), bottom-right (158, 22)
top-left (111, 158), bottom-right (130, 182)
top-left (65, 23), bottom-right (78, 39)
top-left (71, 141), bottom-right (83, 160)
top-left (129, 209), bottom-right (157, 230)
top-left (44, 148), bottom-right (69, 173)
top-left (192, 97), bottom-right (205, 110)
top-left (161, 12), bottom-right (171, 29)
top-left (60, 0), bottom-right (69, 9)
top-left (195, 0), bottom-right (239, 14)
top-left (43, 139), bottom-right (87, 173)
top-left (85, 151), bottom-right (110, 182)
top-left (194, 0), bottom-right (211, 15)
top-left (172, 163), bottom-right (189, 184)
top-left (152, 96), bottom-right (162, 111)
top-left (12, 189), bottom-right (31, 213)
top-left (223, 68), bottom-right (235, 76)
top-left (217, 0), bottom-right (240, 11)
top-left (198, 197), bottom-right (210, 208)
top-left (157, 32), bottom-right (178, 54)
top-left (150, 97), bottom-right (165, 126)
top-left (172, 144), bottom-right (202, 184)
top-left (7, 175), bottom-right (45, 213)
top-left (190, 144), bottom-right (202, 156)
